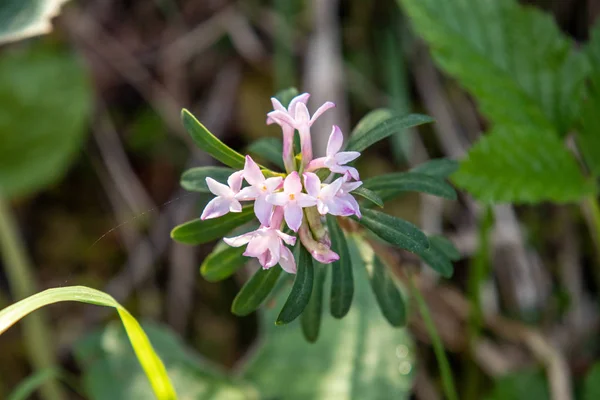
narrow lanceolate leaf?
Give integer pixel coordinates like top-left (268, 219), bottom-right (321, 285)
top-left (171, 206), bottom-right (255, 245)
top-left (180, 166), bottom-right (235, 193)
top-left (411, 158), bottom-right (459, 178)
top-left (300, 263), bottom-right (326, 342)
top-left (232, 267), bottom-right (282, 316)
top-left (398, 0), bottom-right (589, 134)
top-left (0, 286), bottom-right (176, 400)
top-left (352, 187), bottom-right (384, 207)
top-left (354, 208), bottom-right (429, 254)
top-left (452, 126), bottom-right (596, 203)
top-left (363, 172), bottom-right (457, 201)
top-left (367, 255), bottom-right (406, 327)
top-left (429, 236), bottom-right (461, 261)
top-left (415, 237), bottom-right (455, 278)
top-left (200, 245), bottom-right (247, 282)
top-left (248, 137), bottom-right (285, 171)
top-left (327, 215), bottom-right (354, 318)
top-left (346, 113), bottom-right (434, 152)
top-left (182, 109), bottom-right (246, 169)
top-left (276, 246), bottom-right (314, 325)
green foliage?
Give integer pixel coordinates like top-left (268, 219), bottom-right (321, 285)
top-left (484, 369), bottom-right (549, 400)
top-left (276, 245), bottom-right (314, 325)
top-left (363, 171), bottom-right (457, 202)
top-left (7, 368), bottom-right (63, 400)
top-left (170, 206), bottom-right (255, 245)
top-left (0, 0), bottom-right (71, 44)
top-left (365, 253), bottom-right (406, 327)
top-left (200, 244), bottom-right (247, 282)
top-left (410, 158), bottom-right (459, 178)
top-left (180, 166), bottom-right (235, 193)
top-left (0, 286), bottom-right (176, 400)
top-left (583, 363), bottom-right (600, 400)
top-left (274, 87), bottom-right (299, 108)
top-left (300, 264), bottom-right (326, 342)
top-left (415, 235), bottom-right (455, 278)
top-left (248, 137), bottom-right (285, 171)
top-left (452, 126), bottom-right (596, 203)
top-left (398, 0), bottom-right (589, 134)
top-left (0, 44), bottom-right (92, 197)
top-left (429, 235), bottom-right (461, 261)
top-left (231, 267), bottom-right (282, 316)
top-left (326, 215), bottom-right (354, 318)
top-left (352, 187), bottom-right (384, 207)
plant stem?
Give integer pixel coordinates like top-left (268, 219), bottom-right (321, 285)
top-left (582, 195), bottom-right (600, 290)
top-left (409, 275), bottom-right (459, 400)
top-left (0, 196), bottom-right (65, 400)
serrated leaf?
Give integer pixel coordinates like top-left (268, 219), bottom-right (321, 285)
top-left (300, 263), bottom-right (326, 343)
top-left (352, 187), bottom-right (384, 207)
top-left (366, 253), bottom-right (406, 327)
top-left (398, 0), bottom-right (589, 133)
top-left (363, 172), bottom-right (457, 201)
top-left (171, 206), bottom-right (255, 245)
top-left (182, 109), bottom-right (246, 169)
top-left (326, 215), bottom-right (354, 318)
top-left (416, 236), bottom-right (455, 278)
top-left (200, 245), bottom-right (247, 282)
top-left (411, 158), bottom-right (459, 178)
top-left (231, 267), bottom-right (282, 316)
top-left (346, 113), bottom-right (433, 152)
top-left (0, 0), bottom-right (71, 44)
top-left (354, 208), bottom-right (429, 254)
top-left (276, 245), bottom-right (314, 325)
top-left (180, 166), bottom-right (235, 193)
top-left (248, 137), bottom-right (285, 171)
top-left (452, 126), bottom-right (596, 203)
top-left (429, 235), bottom-right (461, 261)
top-left (0, 44), bottom-right (92, 197)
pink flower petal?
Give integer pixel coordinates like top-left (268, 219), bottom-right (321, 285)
top-left (284, 202), bottom-right (303, 232)
top-left (254, 195), bottom-right (273, 226)
top-left (223, 231), bottom-right (255, 247)
top-left (326, 125), bottom-right (344, 156)
top-left (296, 193), bottom-right (317, 207)
top-left (266, 110), bottom-right (296, 127)
top-left (305, 157), bottom-right (326, 173)
top-left (201, 197), bottom-right (232, 220)
top-left (276, 230), bottom-right (297, 246)
top-left (266, 192), bottom-right (288, 206)
top-left (310, 101), bottom-right (335, 125)
top-left (284, 171), bottom-right (302, 194)
top-left (243, 155), bottom-right (265, 186)
top-left (288, 93), bottom-right (310, 116)
top-left (229, 199), bottom-right (242, 213)
top-left (303, 172), bottom-right (321, 197)
top-left (342, 180), bottom-right (362, 193)
top-left (206, 178), bottom-right (232, 197)
top-left (257, 251), bottom-right (269, 268)
top-left (264, 176), bottom-right (283, 192)
top-left (310, 246), bottom-right (340, 264)
top-left (334, 151), bottom-right (361, 165)
top-left (227, 170), bottom-right (244, 193)
top-left (236, 186), bottom-right (261, 201)
top-left (269, 206), bottom-right (285, 228)
top-left (294, 102), bottom-right (310, 124)
top-left (320, 176), bottom-right (344, 199)
top-left (278, 245), bottom-right (297, 274)
top-left (244, 234), bottom-right (270, 257)
top-left (271, 97), bottom-right (286, 112)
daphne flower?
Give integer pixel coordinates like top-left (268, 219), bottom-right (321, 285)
top-left (201, 171), bottom-right (244, 220)
top-left (224, 208), bottom-right (297, 273)
top-left (266, 172), bottom-right (316, 231)
top-left (298, 219), bottom-right (339, 264)
top-left (303, 172), bottom-right (361, 218)
top-left (306, 125), bottom-right (360, 180)
top-left (267, 93), bottom-right (335, 166)
top-left (236, 156), bottom-right (283, 225)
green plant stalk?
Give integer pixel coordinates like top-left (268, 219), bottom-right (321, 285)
top-left (409, 275), bottom-right (458, 400)
top-left (0, 196), bottom-right (65, 400)
top-left (582, 195), bottom-right (600, 291)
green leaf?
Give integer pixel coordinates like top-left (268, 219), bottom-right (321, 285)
top-left (248, 137), bottom-right (285, 171)
top-left (364, 250), bottom-right (406, 327)
top-left (200, 245), bottom-right (247, 282)
top-left (429, 235), bottom-right (461, 261)
top-left (75, 322), bottom-right (254, 400)
top-left (398, 0), bottom-right (589, 133)
top-left (484, 369), bottom-right (549, 400)
top-left (0, 44), bottom-right (92, 197)
top-left (583, 363), bottom-right (600, 400)
top-left (363, 172), bottom-right (457, 201)
top-left (276, 245), bottom-right (314, 325)
top-left (354, 207), bottom-right (429, 254)
top-left (346, 113), bottom-right (434, 152)
top-left (416, 236), bottom-right (455, 278)
top-left (180, 166), bottom-right (235, 193)
top-left (182, 109), bottom-right (246, 169)
top-left (0, 0), bottom-right (71, 44)
top-left (352, 187), bottom-right (384, 207)
top-left (411, 158), bottom-right (459, 178)
top-left (326, 215), bottom-right (354, 318)
top-left (231, 267), bottom-right (283, 316)
top-left (7, 368), bottom-right (63, 400)
top-left (242, 239), bottom-right (415, 400)
top-left (171, 206), bottom-right (255, 245)
top-left (0, 286), bottom-right (176, 400)
top-left (300, 263), bottom-right (326, 342)
top-left (452, 126), bottom-right (596, 203)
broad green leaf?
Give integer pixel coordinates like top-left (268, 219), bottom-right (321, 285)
top-left (583, 363), bottom-right (600, 400)
top-left (452, 126), bottom-right (596, 203)
top-left (75, 322), bottom-right (255, 400)
top-left (411, 158), bottom-right (459, 178)
top-left (182, 109), bottom-right (246, 169)
top-left (242, 239), bottom-right (415, 399)
top-left (484, 369), bottom-right (549, 400)
top-left (346, 113), bottom-right (433, 153)
top-left (416, 236), bottom-right (455, 278)
top-left (231, 267), bottom-right (282, 316)
top-left (326, 215), bottom-right (353, 318)
top-left (7, 368), bottom-right (63, 400)
top-left (0, 0), bottom-right (71, 44)
top-left (577, 24), bottom-right (600, 177)
top-left (276, 245), bottom-right (314, 325)
top-left (0, 44), bottom-right (92, 197)
top-left (398, 0), bottom-right (589, 134)
top-left (429, 235), bottom-right (460, 261)
top-left (171, 206), bottom-right (255, 245)
top-left (248, 137), bottom-right (285, 171)
top-left (200, 245), bottom-right (247, 282)
top-left (180, 166), bottom-right (235, 193)
top-left (0, 286), bottom-right (176, 400)
top-left (363, 172), bottom-right (457, 201)
top-left (352, 187), bottom-right (384, 207)
top-left (300, 263), bottom-right (326, 342)
top-left (354, 207), bottom-right (429, 254)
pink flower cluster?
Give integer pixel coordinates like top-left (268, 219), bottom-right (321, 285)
top-left (201, 93), bottom-right (362, 274)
